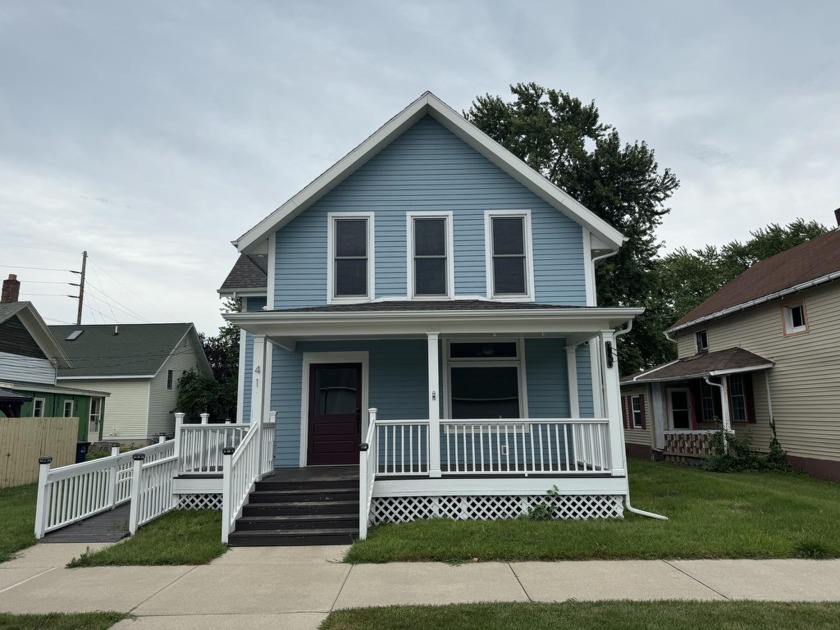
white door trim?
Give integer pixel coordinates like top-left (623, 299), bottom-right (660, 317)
top-left (299, 351), bottom-right (369, 467)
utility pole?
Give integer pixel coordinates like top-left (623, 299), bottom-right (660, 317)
top-left (76, 251), bottom-right (87, 326)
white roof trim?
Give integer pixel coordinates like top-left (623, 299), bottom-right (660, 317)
top-left (234, 92), bottom-right (625, 253)
top-left (669, 270), bottom-right (840, 334)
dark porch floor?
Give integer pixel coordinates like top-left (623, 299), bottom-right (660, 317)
top-left (261, 465), bottom-right (359, 483)
top-left (40, 504), bottom-right (130, 544)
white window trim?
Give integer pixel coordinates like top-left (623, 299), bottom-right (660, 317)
top-left (444, 338), bottom-right (529, 421)
top-left (89, 398), bottom-right (101, 423)
top-left (63, 400), bottom-right (74, 417)
top-left (695, 330), bottom-right (708, 353)
top-left (406, 211), bottom-right (454, 299)
top-left (299, 351), bottom-right (369, 467)
top-left (327, 212), bottom-right (375, 304)
top-left (484, 210), bottom-right (536, 301)
top-left (631, 394), bottom-right (643, 428)
top-left (782, 302), bottom-right (808, 335)
top-left (32, 398), bottom-right (45, 418)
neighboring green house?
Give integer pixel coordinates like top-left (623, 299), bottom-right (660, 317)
top-left (0, 275), bottom-right (108, 442)
top-left (50, 323), bottom-right (212, 443)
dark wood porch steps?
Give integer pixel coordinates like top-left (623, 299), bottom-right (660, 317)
top-left (228, 467), bottom-right (359, 546)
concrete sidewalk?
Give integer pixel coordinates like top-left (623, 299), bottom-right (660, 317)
top-left (2, 544), bottom-right (840, 629)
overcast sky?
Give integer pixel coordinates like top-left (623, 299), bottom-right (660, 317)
top-left (1, 1), bottom-right (838, 335)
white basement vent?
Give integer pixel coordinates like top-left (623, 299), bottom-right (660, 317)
top-left (66, 330), bottom-right (84, 341)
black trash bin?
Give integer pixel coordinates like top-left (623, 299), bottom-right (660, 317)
top-left (75, 442), bottom-right (91, 463)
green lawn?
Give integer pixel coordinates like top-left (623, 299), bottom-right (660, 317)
top-left (319, 602), bottom-right (840, 630)
top-left (0, 484), bottom-right (36, 563)
top-left (67, 509), bottom-right (227, 567)
top-left (345, 459), bottom-right (840, 563)
top-left (0, 612), bottom-right (129, 630)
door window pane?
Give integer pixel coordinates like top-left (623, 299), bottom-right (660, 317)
top-left (451, 366), bottom-right (519, 419)
top-left (314, 367), bottom-right (358, 415)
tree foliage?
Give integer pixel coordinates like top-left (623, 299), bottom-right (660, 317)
top-left (466, 83), bottom-right (680, 373)
top-left (658, 219), bottom-right (829, 322)
top-left (176, 298), bottom-right (241, 421)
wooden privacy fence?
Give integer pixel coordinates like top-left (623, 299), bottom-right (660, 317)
top-left (0, 417), bottom-right (79, 488)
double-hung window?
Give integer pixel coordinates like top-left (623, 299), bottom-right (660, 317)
top-left (328, 213), bottom-right (374, 302)
top-left (485, 211), bottom-right (534, 299)
top-left (408, 212), bottom-right (453, 298)
top-left (63, 400), bottom-right (74, 417)
top-left (782, 302), bottom-right (807, 335)
top-left (32, 398), bottom-right (44, 417)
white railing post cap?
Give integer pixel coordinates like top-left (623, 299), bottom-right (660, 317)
top-left (132, 453), bottom-right (146, 461)
top-left (38, 456), bottom-right (52, 465)
top-left (223, 447), bottom-right (236, 456)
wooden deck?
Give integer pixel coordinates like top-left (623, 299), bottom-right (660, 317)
top-left (259, 465), bottom-right (358, 484)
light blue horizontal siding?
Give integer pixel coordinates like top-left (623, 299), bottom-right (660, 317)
top-left (271, 346), bottom-right (303, 468)
top-left (239, 297), bottom-right (266, 424)
top-left (274, 116), bottom-right (587, 307)
top-left (524, 338), bottom-right (570, 418)
top-left (576, 345), bottom-right (594, 417)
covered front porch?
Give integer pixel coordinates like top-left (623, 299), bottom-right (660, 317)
top-left (226, 301), bottom-right (642, 538)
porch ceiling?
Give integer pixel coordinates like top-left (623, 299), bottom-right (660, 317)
top-left (624, 347), bottom-right (774, 384)
top-left (225, 302), bottom-right (643, 350)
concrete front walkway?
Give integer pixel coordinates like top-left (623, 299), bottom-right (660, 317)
top-left (2, 544), bottom-right (840, 629)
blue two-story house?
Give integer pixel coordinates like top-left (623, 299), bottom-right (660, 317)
top-left (220, 92), bottom-right (644, 543)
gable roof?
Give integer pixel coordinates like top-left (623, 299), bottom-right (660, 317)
top-left (218, 254), bottom-right (267, 295)
top-left (234, 91), bottom-right (625, 256)
top-left (0, 302), bottom-right (72, 369)
top-left (49, 323), bottom-right (210, 378)
top-left (623, 347), bottom-right (774, 384)
top-left (669, 229), bottom-right (840, 334)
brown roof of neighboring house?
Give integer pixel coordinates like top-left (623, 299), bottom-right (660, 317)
top-left (669, 229), bottom-right (840, 332)
top-left (219, 255), bottom-right (267, 292)
top-left (622, 347), bottom-right (774, 384)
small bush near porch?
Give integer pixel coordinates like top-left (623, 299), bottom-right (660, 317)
top-left (0, 483), bottom-right (36, 563)
top-left (320, 601), bottom-right (840, 630)
top-left (345, 459), bottom-right (840, 563)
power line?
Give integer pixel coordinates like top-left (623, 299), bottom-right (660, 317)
top-left (0, 264), bottom-right (74, 272)
top-left (0, 242), bottom-right (78, 254)
top-left (88, 258), bottom-right (172, 318)
top-left (85, 291), bottom-right (148, 323)
top-left (85, 281), bottom-right (149, 323)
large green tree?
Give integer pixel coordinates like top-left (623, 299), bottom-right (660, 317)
top-left (177, 299), bottom-right (241, 421)
top-left (658, 219), bottom-right (829, 322)
top-left (466, 83), bottom-right (680, 373)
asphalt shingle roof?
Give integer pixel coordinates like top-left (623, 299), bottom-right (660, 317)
top-left (670, 229), bottom-right (840, 331)
top-left (50, 323), bottom-right (199, 378)
top-left (622, 347), bottom-right (773, 384)
top-left (219, 255), bottom-right (267, 292)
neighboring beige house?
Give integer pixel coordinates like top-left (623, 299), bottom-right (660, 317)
top-left (623, 222), bottom-right (840, 479)
top-left (50, 323), bottom-right (211, 443)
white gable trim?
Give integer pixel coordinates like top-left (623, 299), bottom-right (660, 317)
top-left (234, 92), bottom-right (625, 254)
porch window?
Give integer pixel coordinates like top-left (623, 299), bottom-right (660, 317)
top-left (669, 389), bottom-right (691, 430)
top-left (700, 381), bottom-right (717, 421)
top-left (729, 374), bottom-right (747, 422)
top-left (485, 211), bottom-right (534, 299)
top-left (328, 213), bottom-right (374, 301)
top-left (631, 395), bottom-right (643, 428)
top-left (408, 213), bottom-right (452, 298)
top-left (447, 341), bottom-right (524, 419)
top-left (32, 398), bottom-right (44, 417)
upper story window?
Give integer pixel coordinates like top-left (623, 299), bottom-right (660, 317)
top-left (408, 212), bottom-right (453, 298)
top-left (166, 369), bottom-right (174, 390)
top-left (328, 213), bottom-right (374, 302)
top-left (782, 302), bottom-right (807, 335)
top-left (695, 330), bottom-right (708, 353)
top-left (485, 210), bottom-right (534, 300)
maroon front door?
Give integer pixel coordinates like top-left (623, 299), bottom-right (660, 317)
top-left (307, 363), bottom-right (362, 465)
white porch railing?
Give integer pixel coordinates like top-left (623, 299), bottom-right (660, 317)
top-left (358, 408), bottom-right (379, 540)
top-left (221, 412), bottom-right (276, 543)
top-left (34, 438), bottom-right (174, 538)
top-left (128, 452), bottom-right (179, 534)
top-left (177, 415), bottom-right (249, 474)
top-left (441, 419), bottom-right (611, 474)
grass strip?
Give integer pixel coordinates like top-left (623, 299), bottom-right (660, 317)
top-left (0, 612), bottom-right (130, 630)
top-left (320, 601), bottom-right (840, 630)
top-left (68, 509), bottom-right (226, 567)
top-left (0, 484), bottom-right (36, 563)
top-left (346, 459), bottom-right (840, 563)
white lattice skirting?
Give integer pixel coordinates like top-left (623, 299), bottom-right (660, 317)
top-left (370, 494), bottom-right (624, 525)
top-left (177, 494), bottom-right (223, 510)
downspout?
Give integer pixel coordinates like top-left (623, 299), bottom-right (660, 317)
top-left (613, 320), bottom-right (668, 521)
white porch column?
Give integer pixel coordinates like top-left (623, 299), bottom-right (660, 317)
top-left (566, 345), bottom-right (580, 418)
top-left (720, 376), bottom-right (732, 433)
top-left (600, 330), bottom-right (626, 477)
top-left (251, 334), bottom-right (267, 426)
top-left (427, 332), bottom-right (442, 478)
top-left (589, 338), bottom-right (605, 417)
